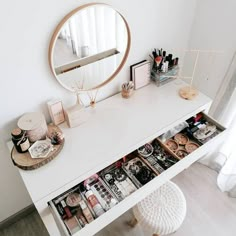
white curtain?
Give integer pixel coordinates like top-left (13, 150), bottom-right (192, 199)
top-left (59, 6), bottom-right (125, 58)
top-left (201, 53), bottom-right (236, 197)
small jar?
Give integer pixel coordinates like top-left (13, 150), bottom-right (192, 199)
top-left (11, 128), bottom-right (30, 153)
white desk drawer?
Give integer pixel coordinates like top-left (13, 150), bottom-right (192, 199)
top-left (47, 112), bottom-right (226, 236)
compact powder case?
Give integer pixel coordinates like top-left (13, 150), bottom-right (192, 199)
top-left (165, 139), bottom-right (178, 152)
top-left (185, 142), bottom-right (200, 153)
top-left (176, 149), bottom-right (188, 158)
top-left (174, 133), bottom-right (189, 145)
top-left (66, 193), bottom-right (82, 207)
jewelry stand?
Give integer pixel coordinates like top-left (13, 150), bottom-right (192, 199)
top-left (178, 50), bottom-right (223, 100)
top-left (178, 50), bottom-right (199, 100)
top-left (179, 86), bottom-right (198, 100)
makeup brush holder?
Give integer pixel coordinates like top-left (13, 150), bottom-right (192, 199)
top-left (151, 66), bottom-right (179, 87)
top-left (121, 88), bottom-right (134, 99)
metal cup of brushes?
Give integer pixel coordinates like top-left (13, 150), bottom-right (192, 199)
top-left (121, 81), bottom-right (134, 98)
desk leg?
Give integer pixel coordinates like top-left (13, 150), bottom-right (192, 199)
top-left (127, 218), bottom-right (138, 227)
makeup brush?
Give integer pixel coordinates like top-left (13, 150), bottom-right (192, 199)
top-left (155, 56), bottom-right (162, 67)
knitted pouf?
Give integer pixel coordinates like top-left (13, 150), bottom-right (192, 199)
top-left (133, 181), bottom-right (186, 235)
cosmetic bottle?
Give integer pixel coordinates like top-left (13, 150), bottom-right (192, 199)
top-left (163, 51), bottom-right (166, 58)
top-left (79, 200), bottom-right (94, 223)
top-left (85, 188), bottom-right (105, 217)
top-left (168, 54), bottom-right (173, 62)
top-left (174, 57), bottom-right (179, 66)
top-left (75, 207), bottom-right (88, 227)
top-left (11, 128), bottom-right (30, 153)
top-left (61, 200), bottom-right (72, 218)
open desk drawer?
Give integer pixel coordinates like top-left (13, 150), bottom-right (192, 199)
top-left (48, 112), bottom-right (226, 236)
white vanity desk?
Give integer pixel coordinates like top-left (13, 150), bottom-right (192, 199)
top-left (16, 79), bottom-right (225, 236)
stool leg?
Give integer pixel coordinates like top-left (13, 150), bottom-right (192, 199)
top-left (127, 218), bottom-right (138, 227)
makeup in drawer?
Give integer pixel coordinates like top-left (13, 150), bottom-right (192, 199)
top-left (47, 113), bottom-right (225, 236)
top-left (48, 156), bottom-right (156, 235)
top-left (135, 112), bottom-right (226, 175)
top-left (157, 112), bottom-right (226, 160)
top-left (48, 176), bottom-right (119, 236)
top-left (136, 141), bottom-right (180, 175)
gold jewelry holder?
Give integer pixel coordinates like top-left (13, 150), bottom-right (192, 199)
top-left (178, 50), bottom-right (223, 100)
top-left (179, 50), bottom-right (199, 100)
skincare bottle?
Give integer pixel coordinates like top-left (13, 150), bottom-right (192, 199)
top-left (61, 200), bottom-right (72, 218)
top-left (11, 128), bottom-right (30, 153)
top-left (79, 200), bottom-right (94, 223)
top-left (85, 188), bottom-right (105, 217)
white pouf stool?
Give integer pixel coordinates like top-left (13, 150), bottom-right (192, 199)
top-left (132, 181), bottom-right (186, 236)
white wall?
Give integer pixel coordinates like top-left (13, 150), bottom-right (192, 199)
top-left (0, 0), bottom-right (197, 222)
top-left (187, 0), bottom-right (236, 100)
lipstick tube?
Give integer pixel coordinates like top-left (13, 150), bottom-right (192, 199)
top-left (61, 200), bottom-right (72, 218)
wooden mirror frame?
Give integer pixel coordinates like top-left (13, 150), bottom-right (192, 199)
top-left (49, 3), bottom-right (131, 92)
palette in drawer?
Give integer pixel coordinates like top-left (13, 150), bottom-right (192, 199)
top-left (158, 112), bottom-right (224, 159)
top-left (100, 163), bottom-right (138, 201)
top-left (137, 139), bottom-right (179, 175)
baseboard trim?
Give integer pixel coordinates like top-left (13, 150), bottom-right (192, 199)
top-left (0, 204), bottom-right (35, 229)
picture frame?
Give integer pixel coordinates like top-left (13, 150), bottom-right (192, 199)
top-left (130, 60), bottom-right (151, 89)
top-left (47, 99), bottom-right (65, 125)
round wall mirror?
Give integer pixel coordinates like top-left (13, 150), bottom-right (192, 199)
top-left (49, 3), bottom-right (131, 92)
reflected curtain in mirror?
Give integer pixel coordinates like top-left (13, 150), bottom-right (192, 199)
top-left (54, 6), bottom-right (126, 65)
top-left (49, 4), bottom-right (130, 92)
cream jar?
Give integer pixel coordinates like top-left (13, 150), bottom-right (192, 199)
top-left (17, 112), bottom-right (48, 143)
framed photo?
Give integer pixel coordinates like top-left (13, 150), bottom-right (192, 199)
top-left (47, 99), bottom-right (65, 125)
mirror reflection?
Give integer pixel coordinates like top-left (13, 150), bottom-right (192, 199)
top-left (50, 4), bottom-right (130, 91)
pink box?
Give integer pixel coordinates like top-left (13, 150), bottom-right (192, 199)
top-left (47, 100), bottom-right (65, 125)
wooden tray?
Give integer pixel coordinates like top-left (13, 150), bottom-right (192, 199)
top-left (157, 135), bottom-right (200, 160)
top-left (11, 124), bottom-right (64, 170)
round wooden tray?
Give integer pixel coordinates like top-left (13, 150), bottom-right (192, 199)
top-left (179, 86), bottom-right (198, 100)
top-left (11, 124), bottom-right (64, 170)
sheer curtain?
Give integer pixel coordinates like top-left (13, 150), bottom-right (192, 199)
top-left (201, 52), bottom-right (236, 197)
top-left (56, 6), bottom-right (127, 90)
top-left (59, 6), bottom-right (125, 58)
